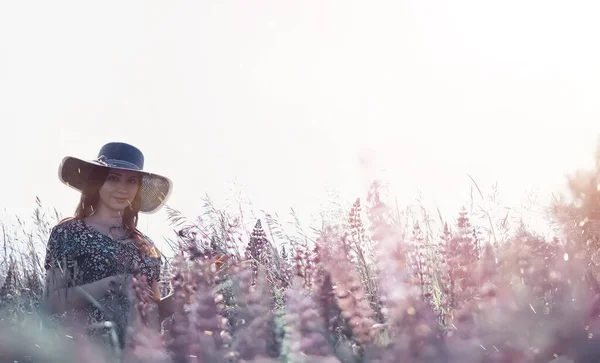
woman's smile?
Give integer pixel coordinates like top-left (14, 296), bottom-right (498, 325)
top-left (113, 196), bottom-right (129, 204)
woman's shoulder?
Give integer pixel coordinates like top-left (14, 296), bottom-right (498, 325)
top-left (47, 218), bottom-right (101, 251)
top-left (136, 230), bottom-right (162, 260)
top-left (136, 230), bottom-right (156, 247)
top-left (49, 217), bottom-right (82, 236)
top-left (45, 218), bottom-right (84, 265)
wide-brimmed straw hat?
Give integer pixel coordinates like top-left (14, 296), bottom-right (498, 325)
top-left (58, 142), bottom-right (173, 214)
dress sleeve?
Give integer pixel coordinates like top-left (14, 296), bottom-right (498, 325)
top-left (44, 225), bottom-right (67, 271)
top-left (141, 234), bottom-right (163, 284)
top-left (152, 254), bottom-right (163, 284)
top-left (44, 223), bottom-right (78, 287)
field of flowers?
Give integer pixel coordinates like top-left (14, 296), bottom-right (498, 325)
top-left (3, 148), bottom-right (600, 363)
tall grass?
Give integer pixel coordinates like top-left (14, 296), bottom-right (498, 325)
top-left (2, 153), bottom-right (600, 362)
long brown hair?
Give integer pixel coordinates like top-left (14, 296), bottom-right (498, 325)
top-left (63, 166), bottom-right (156, 257)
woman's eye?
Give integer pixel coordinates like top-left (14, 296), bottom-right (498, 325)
top-left (108, 175), bottom-right (119, 181)
top-left (129, 179), bottom-right (138, 184)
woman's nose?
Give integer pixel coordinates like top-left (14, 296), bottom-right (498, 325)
top-left (117, 180), bottom-right (130, 192)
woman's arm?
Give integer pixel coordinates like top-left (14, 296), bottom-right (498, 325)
top-left (150, 280), bottom-right (176, 323)
top-left (42, 268), bottom-right (125, 315)
top-left (158, 293), bottom-right (176, 323)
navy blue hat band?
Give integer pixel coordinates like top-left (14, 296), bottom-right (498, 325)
top-left (95, 155), bottom-right (142, 170)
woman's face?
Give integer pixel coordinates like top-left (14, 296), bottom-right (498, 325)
top-left (97, 168), bottom-right (141, 213)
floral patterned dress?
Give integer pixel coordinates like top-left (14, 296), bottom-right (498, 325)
top-left (43, 218), bottom-right (162, 345)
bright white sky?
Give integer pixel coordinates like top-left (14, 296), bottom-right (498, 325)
top-left (1, 1), bottom-right (600, 255)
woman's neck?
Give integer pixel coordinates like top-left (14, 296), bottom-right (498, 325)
top-left (87, 205), bottom-right (124, 227)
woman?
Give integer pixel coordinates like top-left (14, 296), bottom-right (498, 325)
top-left (41, 142), bottom-right (175, 348)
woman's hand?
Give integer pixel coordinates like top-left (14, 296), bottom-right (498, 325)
top-left (158, 293), bottom-right (175, 322)
top-left (105, 274), bottom-right (132, 293)
top-left (43, 271), bottom-right (132, 314)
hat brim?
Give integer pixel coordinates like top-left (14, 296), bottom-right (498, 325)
top-left (58, 156), bottom-right (173, 214)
